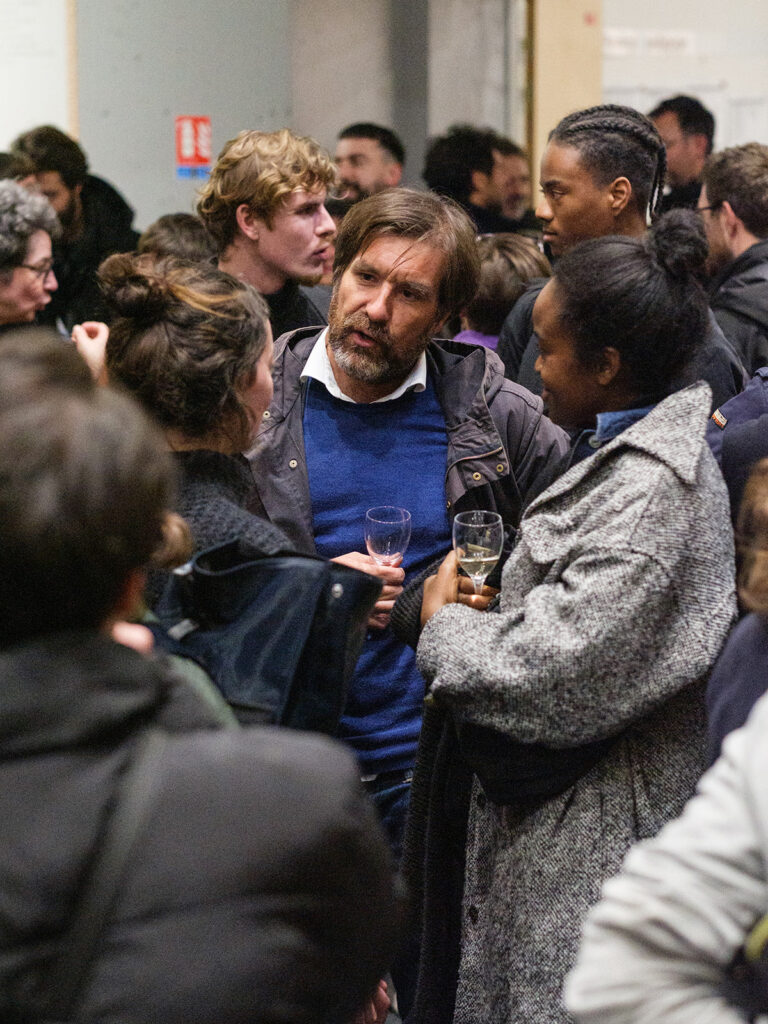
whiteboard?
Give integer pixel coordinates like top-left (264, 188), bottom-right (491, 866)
top-left (0, 0), bottom-right (77, 150)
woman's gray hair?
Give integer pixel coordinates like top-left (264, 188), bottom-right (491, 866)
top-left (0, 179), bottom-right (60, 274)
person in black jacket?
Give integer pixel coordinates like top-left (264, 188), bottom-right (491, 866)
top-left (497, 104), bottom-right (746, 411)
top-left (423, 125), bottom-right (540, 235)
top-left (649, 94), bottom-right (714, 213)
top-left (12, 125), bottom-right (139, 331)
top-left (699, 142), bottom-right (768, 375)
top-left (0, 327), bottom-right (401, 1024)
top-left (198, 128), bottom-right (336, 339)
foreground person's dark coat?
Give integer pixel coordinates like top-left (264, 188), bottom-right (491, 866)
top-left (0, 631), bottom-right (401, 1024)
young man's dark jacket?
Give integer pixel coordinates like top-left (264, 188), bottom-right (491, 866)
top-left (264, 280), bottom-right (328, 339)
top-left (709, 238), bottom-right (768, 376)
top-left (38, 174), bottom-right (139, 332)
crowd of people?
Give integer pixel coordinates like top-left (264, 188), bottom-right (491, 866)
top-left (1, 92), bottom-right (768, 1023)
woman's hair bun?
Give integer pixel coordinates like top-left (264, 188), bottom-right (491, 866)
top-left (98, 252), bottom-right (171, 321)
top-left (648, 208), bottom-right (708, 281)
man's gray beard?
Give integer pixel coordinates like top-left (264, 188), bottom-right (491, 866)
top-left (327, 329), bottom-right (412, 385)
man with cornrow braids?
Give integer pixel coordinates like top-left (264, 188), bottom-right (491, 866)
top-left (497, 104), bottom-right (746, 407)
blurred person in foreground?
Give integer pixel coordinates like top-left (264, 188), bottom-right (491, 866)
top-left (0, 326), bottom-right (401, 1024)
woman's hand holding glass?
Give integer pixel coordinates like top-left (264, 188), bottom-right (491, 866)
top-left (421, 549), bottom-right (500, 628)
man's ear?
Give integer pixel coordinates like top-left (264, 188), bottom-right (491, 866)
top-left (608, 177), bottom-right (632, 217)
top-left (720, 200), bottom-right (741, 240)
top-left (597, 346), bottom-right (622, 387)
top-left (235, 203), bottom-right (260, 241)
top-left (433, 311), bottom-right (450, 337)
top-left (384, 162), bottom-right (402, 188)
top-left (692, 134), bottom-right (710, 162)
top-left (470, 169), bottom-right (491, 201)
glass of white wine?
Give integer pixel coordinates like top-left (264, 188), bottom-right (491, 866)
top-left (365, 506), bottom-right (412, 566)
top-left (452, 510), bottom-right (504, 595)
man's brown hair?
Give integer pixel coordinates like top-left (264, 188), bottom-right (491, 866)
top-left (465, 234), bottom-right (551, 335)
top-left (704, 143), bottom-right (768, 239)
top-left (333, 187), bottom-right (480, 319)
top-left (197, 128), bottom-right (337, 252)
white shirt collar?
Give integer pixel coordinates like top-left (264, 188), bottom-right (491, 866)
top-left (300, 328), bottom-right (427, 404)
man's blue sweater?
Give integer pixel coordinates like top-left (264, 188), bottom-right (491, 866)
top-left (304, 375), bottom-right (451, 774)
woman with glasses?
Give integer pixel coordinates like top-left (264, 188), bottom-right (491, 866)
top-left (0, 179), bottom-right (59, 326)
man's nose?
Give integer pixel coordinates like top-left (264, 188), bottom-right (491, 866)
top-left (535, 195), bottom-right (552, 221)
top-left (317, 204), bottom-right (336, 237)
top-left (365, 284), bottom-right (390, 322)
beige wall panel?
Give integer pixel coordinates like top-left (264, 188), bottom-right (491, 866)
top-left (531, 0), bottom-right (602, 178)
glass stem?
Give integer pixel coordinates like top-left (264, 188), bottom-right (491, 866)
top-left (472, 576), bottom-right (485, 596)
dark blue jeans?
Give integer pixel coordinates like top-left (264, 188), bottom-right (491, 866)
top-left (365, 770), bottom-right (412, 864)
top-left (365, 771), bottom-right (417, 1018)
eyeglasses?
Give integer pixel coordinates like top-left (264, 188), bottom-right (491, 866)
top-left (697, 203), bottom-right (722, 215)
top-left (19, 259), bottom-right (55, 280)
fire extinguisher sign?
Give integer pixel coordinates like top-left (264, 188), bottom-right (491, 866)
top-left (176, 116), bottom-right (212, 179)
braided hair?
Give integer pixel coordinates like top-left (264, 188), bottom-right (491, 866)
top-left (550, 105), bottom-right (666, 222)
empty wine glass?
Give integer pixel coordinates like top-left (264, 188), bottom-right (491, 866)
top-left (452, 510), bottom-right (504, 595)
top-left (365, 506), bottom-right (412, 566)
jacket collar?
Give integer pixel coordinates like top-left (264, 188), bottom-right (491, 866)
top-left (526, 382), bottom-right (712, 515)
top-left (711, 238), bottom-right (768, 293)
top-left (0, 631), bottom-right (171, 756)
top-left (264, 327), bottom-right (505, 431)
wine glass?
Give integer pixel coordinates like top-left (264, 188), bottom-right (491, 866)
top-left (365, 506), bottom-right (412, 566)
top-left (452, 510), bottom-right (504, 595)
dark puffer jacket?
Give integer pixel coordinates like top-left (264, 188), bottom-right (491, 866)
top-left (0, 631), bottom-right (401, 1024)
top-left (710, 239), bottom-right (768, 375)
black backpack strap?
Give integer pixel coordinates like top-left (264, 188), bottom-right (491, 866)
top-left (44, 726), bottom-right (168, 1021)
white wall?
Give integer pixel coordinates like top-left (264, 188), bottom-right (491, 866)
top-left (75, 0), bottom-right (292, 230)
top-left (603, 0), bottom-right (768, 148)
top-left (428, 0), bottom-right (509, 134)
top-left (291, 0), bottom-right (392, 154)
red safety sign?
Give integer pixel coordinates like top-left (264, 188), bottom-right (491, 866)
top-left (175, 116), bottom-right (212, 179)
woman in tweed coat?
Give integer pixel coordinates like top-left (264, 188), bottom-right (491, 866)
top-left (404, 212), bottom-right (738, 1024)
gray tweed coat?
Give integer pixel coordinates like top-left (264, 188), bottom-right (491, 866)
top-left (413, 382), bottom-right (737, 1024)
